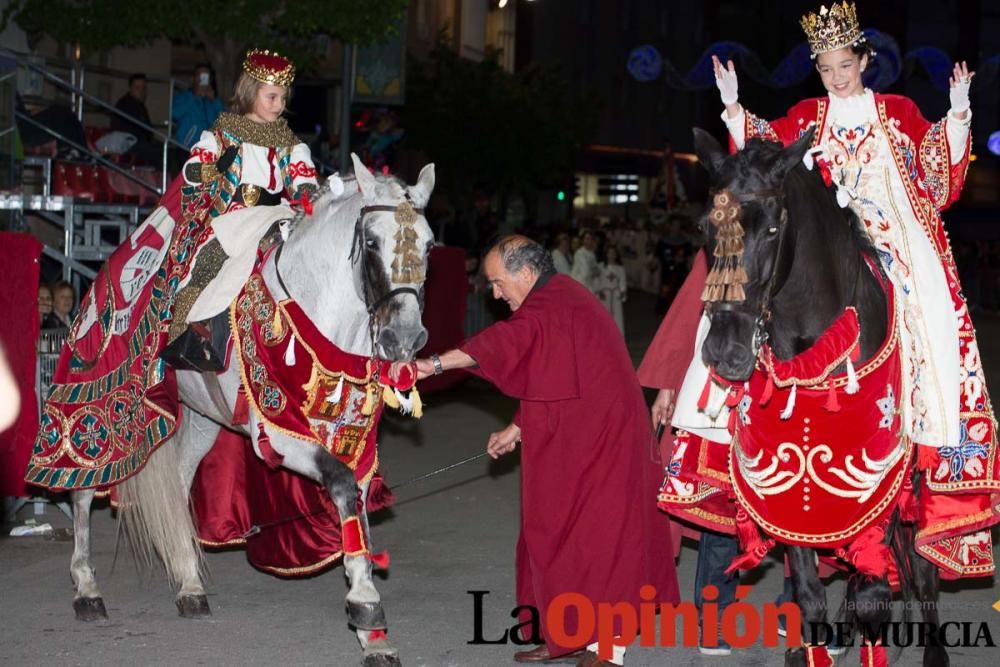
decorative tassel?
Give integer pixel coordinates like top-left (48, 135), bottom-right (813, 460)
top-left (369, 551), bottom-right (390, 571)
top-left (381, 383), bottom-right (399, 408)
top-left (697, 375), bottom-right (713, 411)
top-left (860, 642), bottom-right (888, 667)
top-left (780, 384), bottom-right (797, 420)
top-left (256, 423), bottom-right (284, 470)
top-left (410, 387), bottom-right (423, 418)
top-left (725, 508), bottom-right (775, 575)
top-left (824, 384), bottom-right (841, 412)
top-left (759, 373), bottom-right (774, 407)
top-left (232, 385), bottom-right (249, 425)
top-left (836, 523), bottom-right (890, 577)
top-left (361, 382), bottom-right (377, 416)
top-left (328, 376), bottom-right (344, 404)
top-left (395, 388), bottom-right (412, 414)
top-left (835, 186), bottom-right (850, 208)
top-left (845, 357), bottom-right (859, 394)
top-left (272, 307), bottom-right (284, 337)
top-left (284, 335), bottom-right (296, 366)
top-left (916, 444), bottom-right (938, 473)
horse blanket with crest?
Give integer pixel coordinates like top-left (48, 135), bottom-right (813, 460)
top-left (190, 265), bottom-right (419, 575)
top-left (655, 261), bottom-right (997, 579)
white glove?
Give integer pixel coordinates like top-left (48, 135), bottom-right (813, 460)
top-left (949, 78), bottom-right (971, 114)
top-left (715, 62), bottom-right (739, 106)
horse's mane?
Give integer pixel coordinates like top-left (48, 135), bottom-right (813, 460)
top-left (739, 138), bottom-right (882, 274)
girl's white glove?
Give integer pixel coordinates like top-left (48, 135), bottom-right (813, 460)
top-left (715, 59), bottom-right (739, 106)
top-left (949, 78), bottom-right (971, 113)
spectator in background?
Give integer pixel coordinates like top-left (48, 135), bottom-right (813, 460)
top-left (570, 231), bottom-right (601, 294)
top-left (16, 93), bottom-right (88, 158)
top-left (172, 64), bottom-right (224, 149)
top-left (38, 284), bottom-right (62, 329)
top-left (550, 233), bottom-right (572, 274)
top-left (598, 245), bottom-right (627, 336)
top-left (50, 281), bottom-right (75, 329)
top-left (111, 73), bottom-right (161, 165)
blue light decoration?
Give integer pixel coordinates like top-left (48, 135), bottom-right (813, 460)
top-left (988, 131), bottom-right (1000, 157)
top-left (627, 45), bottom-right (663, 82)
top-left (636, 29), bottom-right (997, 94)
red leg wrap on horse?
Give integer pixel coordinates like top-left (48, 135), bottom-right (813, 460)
top-left (368, 629), bottom-right (388, 641)
top-left (342, 516), bottom-right (369, 556)
top-left (860, 642), bottom-right (888, 667)
top-left (804, 644), bottom-right (834, 667)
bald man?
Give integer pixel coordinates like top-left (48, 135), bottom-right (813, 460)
top-left (397, 236), bottom-right (678, 666)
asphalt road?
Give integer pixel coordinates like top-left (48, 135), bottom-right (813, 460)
top-left (2, 290), bottom-right (998, 666)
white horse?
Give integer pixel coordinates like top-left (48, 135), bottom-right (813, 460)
top-left (67, 155), bottom-right (435, 667)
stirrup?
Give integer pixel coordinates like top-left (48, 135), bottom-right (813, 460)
top-left (160, 324), bottom-right (225, 373)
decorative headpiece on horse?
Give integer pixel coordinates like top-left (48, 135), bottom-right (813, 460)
top-left (799, 2), bottom-right (864, 56)
top-left (391, 201), bottom-right (426, 284)
top-left (702, 190), bottom-right (748, 303)
top-left (243, 49), bottom-right (296, 87)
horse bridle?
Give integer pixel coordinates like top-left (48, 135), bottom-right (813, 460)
top-left (270, 186), bottom-right (426, 359)
top-left (706, 186), bottom-right (788, 357)
top-left (348, 198), bottom-right (426, 353)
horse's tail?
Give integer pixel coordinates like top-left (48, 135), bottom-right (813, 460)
top-left (117, 438), bottom-right (204, 588)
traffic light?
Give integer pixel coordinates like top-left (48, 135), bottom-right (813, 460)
top-left (557, 190), bottom-right (566, 202)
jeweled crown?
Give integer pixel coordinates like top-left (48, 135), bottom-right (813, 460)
top-left (242, 49), bottom-right (295, 87)
top-left (799, 2), bottom-right (862, 55)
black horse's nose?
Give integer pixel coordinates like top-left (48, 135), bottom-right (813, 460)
top-left (702, 316), bottom-right (756, 382)
top-left (377, 326), bottom-right (429, 361)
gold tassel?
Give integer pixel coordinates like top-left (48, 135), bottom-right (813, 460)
top-left (382, 384), bottom-right (400, 409)
top-left (410, 387), bottom-right (423, 419)
top-left (361, 383), bottom-right (377, 416)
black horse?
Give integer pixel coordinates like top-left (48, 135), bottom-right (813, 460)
top-left (693, 127), bottom-right (948, 667)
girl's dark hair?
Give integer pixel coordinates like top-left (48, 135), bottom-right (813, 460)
top-left (850, 40), bottom-right (877, 61)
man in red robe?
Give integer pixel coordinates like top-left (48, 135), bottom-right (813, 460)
top-left (398, 235), bottom-right (678, 666)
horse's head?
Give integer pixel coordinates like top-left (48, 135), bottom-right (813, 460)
top-left (349, 154), bottom-right (436, 361)
top-left (693, 126), bottom-right (815, 382)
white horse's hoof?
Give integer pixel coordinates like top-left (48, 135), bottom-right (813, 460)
top-left (176, 594), bottom-right (212, 618)
top-left (362, 644), bottom-right (401, 667)
top-left (73, 596), bottom-right (108, 621)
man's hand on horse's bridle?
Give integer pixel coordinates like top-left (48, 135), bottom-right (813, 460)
top-left (389, 359), bottom-right (435, 382)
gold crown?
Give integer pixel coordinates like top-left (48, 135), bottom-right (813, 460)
top-left (242, 49), bottom-right (295, 87)
top-left (800, 2), bottom-right (862, 55)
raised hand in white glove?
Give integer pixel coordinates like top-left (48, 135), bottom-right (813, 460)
top-left (948, 60), bottom-right (974, 114)
top-left (712, 55), bottom-right (739, 106)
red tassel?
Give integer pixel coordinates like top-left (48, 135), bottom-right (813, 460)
top-left (760, 373), bottom-right (774, 407)
top-left (841, 523), bottom-right (890, 577)
top-left (860, 642), bottom-right (888, 667)
top-left (368, 629), bottom-right (388, 641)
top-left (824, 384), bottom-right (841, 412)
top-left (916, 444), bottom-right (938, 473)
top-left (256, 423), bottom-right (284, 470)
top-left (232, 386), bottom-right (249, 425)
top-left (369, 551), bottom-right (391, 570)
top-left (697, 375), bottom-right (712, 411)
top-left (725, 508), bottom-right (775, 575)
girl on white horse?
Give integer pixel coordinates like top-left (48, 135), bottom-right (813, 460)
top-left (161, 48), bottom-right (325, 371)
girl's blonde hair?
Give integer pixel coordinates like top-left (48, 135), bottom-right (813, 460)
top-left (229, 72), bottom-right (290, 115)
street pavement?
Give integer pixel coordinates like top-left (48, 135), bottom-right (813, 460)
top-left (2, 290), bottom-right (998, 666)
